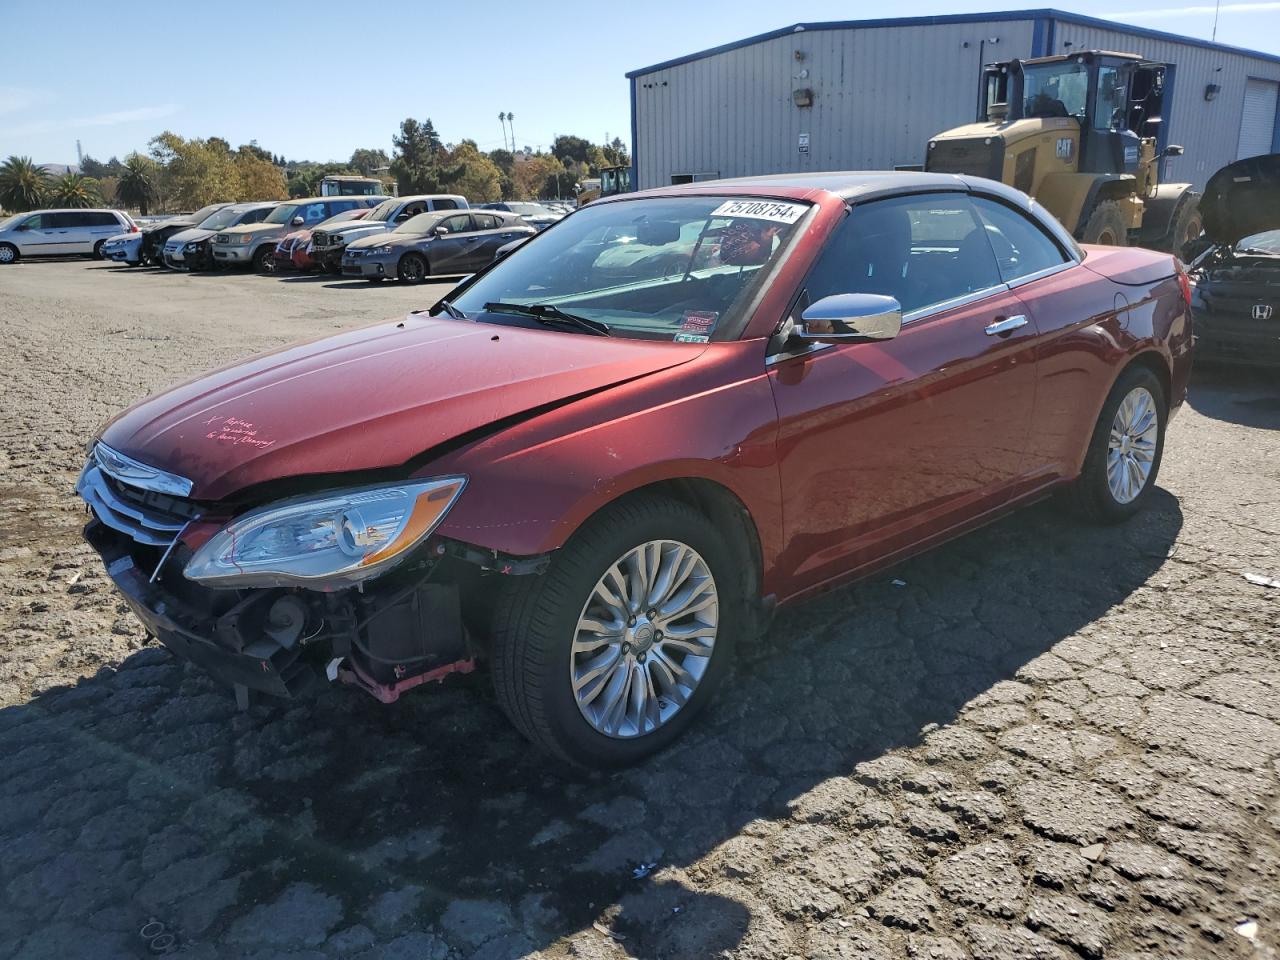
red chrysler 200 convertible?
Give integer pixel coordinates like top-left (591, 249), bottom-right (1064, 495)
top-left (78, 172), bottom-right (1193, 767)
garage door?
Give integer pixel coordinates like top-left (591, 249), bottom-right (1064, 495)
top-left (1236, 78), bottom-right (1279, 160)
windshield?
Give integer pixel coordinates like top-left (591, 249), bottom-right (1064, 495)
top-left (396, 212), bottom-right (442, 234)
top-left (1237, 230), bottom-right (1280, 255)
top-left (1022, 61), bottom-right (1089, 119)
top-left (314, 208), bottom-right (366, 230)
top-left (189, 203), bottom-right (226, 223)
top-left (366, 198), bottom-right (399, 222)
top-left (0, 214), bottom-right (19, 231)
top-left (508, 203), bottom-right (551, 216)
top-left (446, 196), bottom-right (809, 341)
top-left (264, 203), bottom-right (300, 225)
top-left (199, 206), bottom-right (249, 230)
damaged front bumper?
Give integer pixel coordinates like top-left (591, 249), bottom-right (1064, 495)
top-left (82, 514), bottom-right (478, 706)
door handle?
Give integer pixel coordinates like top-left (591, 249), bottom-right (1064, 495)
top-left (985, 315), bottom-right (1029, 336)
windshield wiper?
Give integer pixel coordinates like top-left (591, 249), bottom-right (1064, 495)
top-left (484, 301), bottom-right (611, 337)
top-left (435, 299), bottom-right (467, 319)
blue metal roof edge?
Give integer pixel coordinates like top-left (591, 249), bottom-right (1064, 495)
top-left (625, 7), bottom-right (1280, 77)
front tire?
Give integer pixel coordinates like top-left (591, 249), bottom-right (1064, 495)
top-left (1081, 200), bottom-right (1129, 246)
top-left (397, 252), bottom-right (429, 283)
top-left (490, 495), bottom-right (740, 768)
top-left (254, 245), bottom-right (276, 273)
top-left (1067, 365), bottom-right (1166, 523)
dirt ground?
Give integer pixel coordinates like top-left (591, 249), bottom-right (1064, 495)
top-left (0, 258), bottom-right (1277, 960)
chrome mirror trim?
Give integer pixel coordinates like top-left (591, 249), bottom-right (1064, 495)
top-left (798, 293), bottom-right (903, 343)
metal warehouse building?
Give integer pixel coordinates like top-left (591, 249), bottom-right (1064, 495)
top-left (627, 8), bottom-right (1280, 191)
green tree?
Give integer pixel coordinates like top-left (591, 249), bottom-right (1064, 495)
top-left (597, 137), bottom-right (630, 170)
top-left (446, 140), bottom-right (502, 202)
top-left (551, 134), bottom-right (593, 168)
top-left (116, 153), bottom-right (158, 215)
top-left (349, 147), bottom-right (389, 176)
top-left (235, 149), bottom-right (288, 201)
top-left (0, 156), bottom-right (51, 212)
top-left (150, 132), bottom-right (240, 209)
top-left (390, 118), bottom-right (460, 194)
top-left (51, 173), bottom-right (101, 207)
top-left (80, 155), bottom-right (125, 180)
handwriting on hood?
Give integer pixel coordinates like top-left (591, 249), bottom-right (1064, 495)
top-left (202, 415), bottom-right (276, 450)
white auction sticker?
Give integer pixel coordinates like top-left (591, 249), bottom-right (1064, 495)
top-left (711, 199), bottom-right (807, 224)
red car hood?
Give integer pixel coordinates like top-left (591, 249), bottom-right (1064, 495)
top-left (99, 316), bottom-right (705, 501)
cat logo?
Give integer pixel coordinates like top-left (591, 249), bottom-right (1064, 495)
top-left (1055, 137), bottom-right (1074, 161)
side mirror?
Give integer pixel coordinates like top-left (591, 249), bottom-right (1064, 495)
top-left (434, 226), bottom-right (449, 236)
top-left (797, 294), bottom-right (902, 344)
top-left (291, 215), bottom-right (305, 226)
top-left (1162, 144), bottom-right (1184, 158)
top-left (15, 222), bottom-right (30, 231)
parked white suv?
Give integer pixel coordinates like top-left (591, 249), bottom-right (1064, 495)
top-left (0, 208), bottom-right (137, 263)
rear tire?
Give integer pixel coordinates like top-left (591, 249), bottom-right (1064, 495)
top-left (1066, 365), bottom-right (1166, 524)
top-left (397, 252), bottom-right (429, 283)
top-left (0, 243), bottom-right (18, 265)
top-left (490, 495), bottom-right (740, 768)
top-left (1168, 198), bottom-right (1203, 261)
top-left (91, 240), bottom-right (106, 260)
top-left (1081, 200), bottom-right (1130, 246)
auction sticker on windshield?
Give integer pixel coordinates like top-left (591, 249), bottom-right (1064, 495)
top-left (710, 200), bottom-right (807, 224)
top-left (675, 310), bottom-right (719, 343)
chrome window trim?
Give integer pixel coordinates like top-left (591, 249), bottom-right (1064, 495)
top-left (901, 283), bottom-right (1011, 326)
top-left (92, 442), bottom-right (194, 498)
top-left (1004, 259), bottom-right (1078, 291)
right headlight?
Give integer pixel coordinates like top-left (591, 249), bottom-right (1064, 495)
top-left (184, 477), bottom-right (466, 589)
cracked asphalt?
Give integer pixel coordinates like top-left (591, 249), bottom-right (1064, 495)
top-left (1, 259), bottom-right (1278, 960)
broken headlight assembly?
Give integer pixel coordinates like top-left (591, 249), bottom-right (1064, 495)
top-left (184, 477), bottom-right (466, 589)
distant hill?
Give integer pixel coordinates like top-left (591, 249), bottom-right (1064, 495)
top-left (38, 163), bottom-right (81, 176)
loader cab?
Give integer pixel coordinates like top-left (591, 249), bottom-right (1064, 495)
top-left (981, 51), bottom-right (1168, 177)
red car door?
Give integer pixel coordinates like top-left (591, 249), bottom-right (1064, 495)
top-left (768, 192), bottom-right (1041, 598)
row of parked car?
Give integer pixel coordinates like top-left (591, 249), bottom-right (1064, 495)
top-left (0, 194), bottom-right (569, 283)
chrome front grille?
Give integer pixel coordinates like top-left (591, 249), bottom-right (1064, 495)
top-left (79, 467), bottom-right (188, 546)
top-left (77, 444), bottom-right (197, 548)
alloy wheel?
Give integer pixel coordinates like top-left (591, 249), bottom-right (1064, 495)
top-left (0, 246), bottom-right (14, 264)
top-left (1106, 385), bottom-right (1158, 504)
top-left (570, 539), bottom-right (719, 739)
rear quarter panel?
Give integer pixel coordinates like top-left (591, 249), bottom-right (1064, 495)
top-left (1019, 246), bottom-right (1189, 479)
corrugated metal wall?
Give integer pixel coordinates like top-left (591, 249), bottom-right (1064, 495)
top-left (1046, 18), bottom-right (1280, 186)
top-left (633, 19), bottom-right (1038, 189)
top-left (633, 15), bottom-right (1280, 191)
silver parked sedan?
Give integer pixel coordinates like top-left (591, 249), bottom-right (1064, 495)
top-left (340, 210), bottom-right (535, 282)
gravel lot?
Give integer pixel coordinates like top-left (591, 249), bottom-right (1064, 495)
top-left (1, 259), bottom-right (1278, 960)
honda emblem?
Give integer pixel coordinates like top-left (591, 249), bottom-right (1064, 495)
top-left (1253, 304), bottom-right (1274, 321)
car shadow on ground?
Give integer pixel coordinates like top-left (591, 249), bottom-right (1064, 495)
top-left (1188, 364), bottom-right (1280, 430)
top-left (0, 492), bottom-right (1182, 958)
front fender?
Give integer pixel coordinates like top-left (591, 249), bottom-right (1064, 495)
top-left (426, 341), bottom-right (784, 566)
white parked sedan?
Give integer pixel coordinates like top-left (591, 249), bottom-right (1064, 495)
top-left (101, 232), bottom-right (145, 266)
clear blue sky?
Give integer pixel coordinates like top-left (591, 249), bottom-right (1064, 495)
top-left (3, 0), bottom-right (1278, 165)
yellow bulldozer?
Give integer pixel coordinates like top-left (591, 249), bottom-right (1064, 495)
top-left (926, 50), bottom-right (1201, 254)
top-left (575, 165), bottom-right (633, 206)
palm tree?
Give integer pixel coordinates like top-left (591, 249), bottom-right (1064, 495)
top-left (51, 173), bottom-right (101, 208)
top-left (115, 153), bottom-right (157, 216)
top-left (0, 156), bottom-right (51, 212)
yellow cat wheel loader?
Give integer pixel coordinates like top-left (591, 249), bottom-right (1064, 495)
top-left (926, 50), bottom-right (1201, 255)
